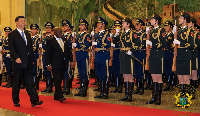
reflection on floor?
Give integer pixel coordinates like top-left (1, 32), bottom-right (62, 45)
top-left (0, 108), bottom-right (32, 116)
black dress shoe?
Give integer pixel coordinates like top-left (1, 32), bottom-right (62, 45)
top-left (14, 103), bottom-right (20, 107)
top-left (54, 98), bottom-right (66, 102)
top-left (31, 101), bottom-right (43, 107)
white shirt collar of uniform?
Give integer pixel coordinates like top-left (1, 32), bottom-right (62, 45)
top-left (64, 32), bottom-right (69, 35)
top-left (80, 31), bottom-right (86, 35)
top-left (54, 35), bottom-right (62, 40)
top-left (125, 29), bottom-right (130, 33)
top-left (137, 30), bottom-right (143, 33)
top-left (99, 30), bottom-right (105, 33)
top-left (182, 26), bottom-right (187, 29)
top-left (154, 26), bottom-right (159, 30)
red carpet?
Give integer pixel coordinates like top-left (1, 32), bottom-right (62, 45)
top-left (0, 88), bottom-right (199, 116)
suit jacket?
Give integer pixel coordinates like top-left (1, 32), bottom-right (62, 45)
top-left (45, 37), bottom-right (73, 70)
top-left (8, 29), bottom-right (34, 68)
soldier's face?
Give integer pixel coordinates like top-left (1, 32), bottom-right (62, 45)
top-left (111, 29), bottom-right (116, 34)
top-left (62, 25), bottom-right (70, 32)
top-left (188, 22), bottom-right (193, 28)
top-left (31, 29), bottom-right (38, 35)
top-left (164, 26), bottom-right (170, 32)
top-left (150, 18), bottom-right (156, 26)
top-left (115, 26), bottom-right (121, 30)
top-left (5, 32), bottom-right (10, 37)
top-left (79, 24), bottom-right (86, 31)
top-left (122, 22), bottom-right (128, 29)
top-left (135, 23), bottom-right (141, 31)
top-left (178, 16), bottom-right (185, 25)
top-left (46, 27), bottom-right (52, 33)
top-left (97, 22), bottom-right (103, 29)
top-left (16, 18), bottom-right (26, 29)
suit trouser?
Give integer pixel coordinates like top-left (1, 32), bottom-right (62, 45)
top-left (42, 54), bottom-right (52, 79)
top-left (12, 67), bottom-right (39, 104)
top-left (53, 69), bottom-right (64, 99)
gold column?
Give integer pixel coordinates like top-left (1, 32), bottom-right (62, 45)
top-left (0, 0), bottom-right (25, 35)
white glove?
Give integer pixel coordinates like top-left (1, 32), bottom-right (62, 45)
top-left (146, 27), bottom-right (150, 34)
top-left (91, 31), bottom-right (95, 36)
top-left (126, 50), bottom-right (132, 55)
top-left (111, 43), bottom-right (115, 47)
top-left (115, 29), bottom-right (120, 36)
top-left (146, 40), bottom-right (152, 46)
top-left (39, 43), bottom-right (42, 48)
top-left (172, 26), bottom-right (177, 34)
top-left (110, 33), bottom-right (113, 37)
top-left (92, 42), bottom-right (97, 46)
top-left (72, 32), bottom-right (76, 37)
top-left (39, 35), bottom-right (42, 38)
top-left (6, 54), bottom-right (10, 58)
top-left (173, 39), bottom-right (180, 45)
top-left (72, 43), bottom-right (77, 48)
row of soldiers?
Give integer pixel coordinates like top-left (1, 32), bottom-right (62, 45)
top-left (0, 12), bottom-right (200, 105)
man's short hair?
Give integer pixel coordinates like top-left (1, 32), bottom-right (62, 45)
top-left (15, 16), bottom-right (25, 22)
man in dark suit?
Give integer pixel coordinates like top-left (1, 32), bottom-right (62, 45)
top-left (45, 28), bottom-right (73, 102)
top-left (8, 16), bottom-right (43, 107)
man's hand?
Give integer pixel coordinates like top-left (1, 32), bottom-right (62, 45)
top-left (16, 58), bottom-right (22, 63)
top-left (70, 62), bottom-right (74, 69)
top-left (47, 65), bottom-right (52, 73)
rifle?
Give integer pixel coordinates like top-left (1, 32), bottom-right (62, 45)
top-left (90, 27), bottom-right (95, 69)
top-left (109, 34), bottom-right (113, 66)
top-left (72, 28), bottom-right (76, 69)
top-left (172, 20), bottom-right (177, 72)
top-left (145, 19), bottom-right (150, 71)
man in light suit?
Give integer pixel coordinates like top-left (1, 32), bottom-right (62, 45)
top-left (8, 16), bottom-right (43, 107)
top-left (45, 28), bottom-right (73, 102)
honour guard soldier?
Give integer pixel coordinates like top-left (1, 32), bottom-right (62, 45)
top-left (93, 17), bottom-right (111, 99)
top-left (62, 20), bottom-right (73, 95)
top-left (188, 17), bottom-right (200, 98)
top-left (133, 18), bottom-right (146, 95)
top-left (110, 20), bottom-right (123, 93)
top-left (73, 18), bottom-right (91, 97)
top-left (146, 14), bottom-right (166, 105)
top-left (30, 24), bottom-right (40, 90)
top-left (173, 12), bottom-right (194, 97)
top-left (118, 18), bottom-right (140, 102)
top-left (162, 21), bottom-right (174, 91)
top-left (2, 27), bottom-right (13, 88)
top-left (41, 22), bottom-right (54, 93)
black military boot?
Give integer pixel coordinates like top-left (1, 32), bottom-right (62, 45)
top-left (2, 75), bottom-right (11, 87)
top-left (119, 82), bottom-right (129, 101)
top-left (69, 73), bottom-right (74, 88)
top-left (197, 74), bottom-right (200, 88)
top-left (111, 77), bottom-right (119, 93)
top-left (144, 72), bottom-right (151, 90)
top-left (118, 77), bottom-right (123, 93)
top-left (33, 76), bottom-right (37, 89)
top-left (146, 82), bottom-right (157, 104)
top-left (127, 82), bottom-right (134, 102)
top-left (163, 75), bottom-right (171, 91)
top-left (94, 81), bottom-right (104, 98)
top-left (139, 79), bottom-right (144, 95)
top-left (47, 78), bottom-right (53, 93)
top-left (93, 80), bottom-right (100, 91)
top-left (155, 83), bottom-right (163, 105)
top-left (0, 74), bottom-right (2, 86)
top-left (63, 78), bottom-right (70, 95)
top-left (102, 81), bottom-right (109, 99)
top-left (162, 73), bottom-right (166, 83)
top-left (75, 79), bottom-right (83, 96)
top-left (109, 73), bottom-right (115, 87)
top-left (134, 79), bottom-right (140, 94)
top-left (6, 75), bottom-right (12, 88)
top-left (42, 78), bottom-right (50, 92)
top-left (81, 79), bottom-right (88, 97)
